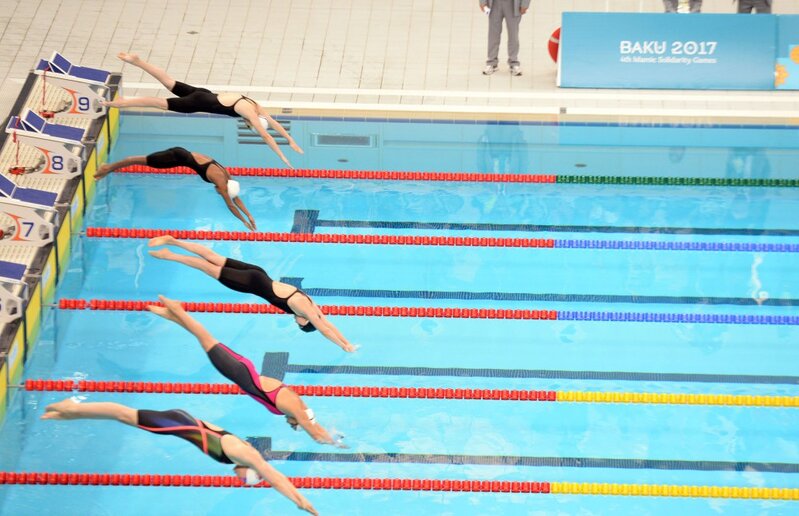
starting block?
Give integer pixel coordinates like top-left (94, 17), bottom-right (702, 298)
top-left (0, 174), bottom-right (58, 246)
top-left (34, 52), bottom-right (112, 119)
top-left (5, 108), bottom-right (85, 178)
top-left (0, 260), bottom-right (27, 324)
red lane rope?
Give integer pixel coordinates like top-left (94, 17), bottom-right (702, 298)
top-left (85, 227), bottom-right (556, 248)
top-left (0, 471), bottom-right (551, 492)
top-left (117, 165), bottom-right (558, 184)
top-left (57, 299), bottom-right (559, 320)
top-left (23, 379), bottom-right (558, 401)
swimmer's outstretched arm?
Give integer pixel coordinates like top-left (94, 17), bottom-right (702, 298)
top-left (295, 409), bottom-right (346, 449)
top-left (278, 391), bottom-right (347, 448)
top-left (234, 197), bottom-right (257, 231)
top-left (241, 111), bottom-right (293, 169)
top-left (94, 156), bottom-right (149, 180)
top-left (313, 312), bottom-right (357, 353)
top-left (224, 439), bottom-right (319, 515)
top-left (294, 300), bottom-right (357, 352)
top-left (256, 108), bottom-right (304, 155)
top-left (215, 184), bottom-right (255, 231)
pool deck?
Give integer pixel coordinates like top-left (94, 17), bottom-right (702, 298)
top-left (0, 0), bottom-right (798, 124)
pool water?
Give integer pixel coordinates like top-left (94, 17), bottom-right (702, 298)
top-left (1, 116), bottom-right (799, 515)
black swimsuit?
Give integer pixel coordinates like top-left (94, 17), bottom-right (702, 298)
top-left (137, 408), bottom-right (234, 464)
top-left (146, 147), bottom-right (223, 183)
top-left (218, 258), bottom-right (308, 314)
top-left (166, 81), bottom-right (256, 118)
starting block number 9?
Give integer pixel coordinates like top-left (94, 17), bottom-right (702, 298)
top-left (67, 90), bottom-right (93, 114)
top-left (77, 96), bottom-right (91, 112)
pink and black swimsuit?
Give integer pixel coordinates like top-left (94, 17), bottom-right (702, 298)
top-left (207, 342), bottom-right (286, 415)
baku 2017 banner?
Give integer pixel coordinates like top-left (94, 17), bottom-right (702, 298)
top-left (559, 13), bottom-right (797, 90)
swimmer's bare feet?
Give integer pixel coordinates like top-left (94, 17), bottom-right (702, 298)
top-left (148, 248), bottom-right (173, 260)
top-left (148, 235), bottom-right (177, 247)
top-left (41, 399), bottom-right (79, 420)
top-left (147, 303), bottom-right (181, 323)
top-left (102, 98), bottom-right (124, 108)
top-left (117, 52), bottom-right (141, 65)
top-left (158, 295), bottom-right (186, 315)
top-left (94, 164), bottom-right (112, 180)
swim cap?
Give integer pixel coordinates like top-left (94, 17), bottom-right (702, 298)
top-left (245, 116), bottom-right (269, 133)
top-left (227, 179), bottom-right (240, 198)
top-left (299, 321), bottom-right (317, 333)
top-left (244, 468), bottom-right (261, 485)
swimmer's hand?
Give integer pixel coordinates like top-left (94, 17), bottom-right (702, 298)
top-left (330, 429), bottom-right (348, 449)
top-left (116, 52), bottom-right (141, 65)
top-left (289, 138), bottom-right (305, 155)
top-left (298, 501), bottom-right (318, 515)
top-left (247, 217), bottom-right (257, 232)
top-left (281, 156), bottom-right (294, 169)
top-left (340, 343), bottom-right (360, 353)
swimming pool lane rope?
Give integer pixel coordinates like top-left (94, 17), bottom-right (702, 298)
top-left (57, 298), bottom-right (799, 326)
top-left (21, 379), bottom-right (799, 408)
top-left (1, 472), bottom-right (797, 500)
top-left (85, 227), bottom-right (799, 253)
top-left (115, 165), bottom-right (799, 188)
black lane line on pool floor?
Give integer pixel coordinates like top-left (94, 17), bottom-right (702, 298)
top-left (244, 437), bottom-right (799, 473)
top-left (262, 354), bottom-right (799, 385)
top-left (293, 209), bottom-right (799, 237)
top-left (278, 279), bottom-right (799, 307)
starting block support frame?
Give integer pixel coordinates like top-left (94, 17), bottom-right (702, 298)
top-left (5, 109), bottom-right (85, 178)
top-left (33, 52), bottom-right (113, 120)
top-left (0, 198), bottom-right (58, 247)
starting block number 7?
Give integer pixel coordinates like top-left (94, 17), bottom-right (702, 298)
top-left (6, 214), bottom-right (36, 242)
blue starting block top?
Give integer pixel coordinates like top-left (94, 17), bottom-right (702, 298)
top-left (6, 109), bottom-right (84, 142)
top-left (0, 173), bottom-right (58, 207)
top-left (50, 53), bottom-right (72, 74)
top-left (69, 65), bottom-right (110, 83)
top-left (0, 261), bottom-right (26, 282)
top-left (35, 59), bottom-right (51, 72)
top-left (39, 52), bottom-right (110, 84)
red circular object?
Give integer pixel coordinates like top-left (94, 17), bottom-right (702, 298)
top-left (548, 27), bottom-right (561, 62)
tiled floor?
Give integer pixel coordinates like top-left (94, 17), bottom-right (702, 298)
top-left (1, 0), bottom-right (798, 122)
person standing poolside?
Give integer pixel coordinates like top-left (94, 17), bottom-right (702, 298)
top-left (147, 235), bottom-right (358, 353)
top-left (41, 399), bottom-right (319, 515)
top-left (737, 0), bottom-right (772, 13)
top-left (103, 52), bottom-right (302, 168)
top-left (663, 0), bottom-right (702, 12)
top-left (480, 0), bottom-right (531, 76)
top-left (95, 147), bottom-right (257, 231)
top-left (148, 295), bottom-right (348, 448)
